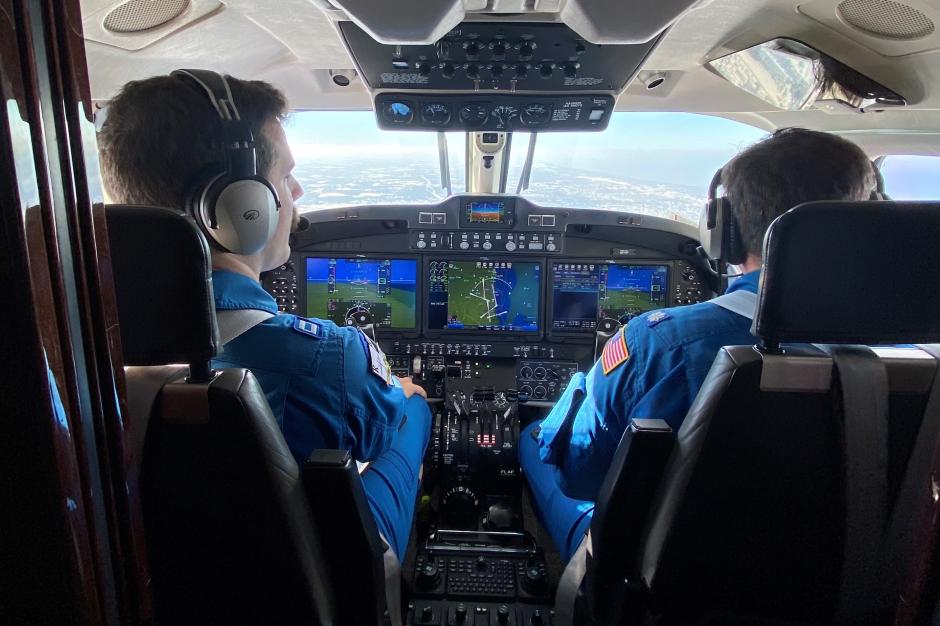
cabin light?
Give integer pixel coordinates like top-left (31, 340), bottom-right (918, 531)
top-left (329, 69), bottom-right (357, 87)
top-left (643, 72), bottom-right (668, 90)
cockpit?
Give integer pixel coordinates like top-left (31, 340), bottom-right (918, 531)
top-left (4, 1), bottom-right (940, 625)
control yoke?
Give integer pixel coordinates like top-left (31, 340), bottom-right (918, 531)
top-left (594, 318), bottom-right (622, 362)
top-left (346, 309), bottom-right (377, 343)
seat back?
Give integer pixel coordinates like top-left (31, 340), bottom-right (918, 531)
top-left (641, 345), bottom-right (937, 624)
top-left (563, 201), bottom-right (940, 626)
top-left (108, 205), bottom-right (334, 625)
top-left (639, 201), bottom-right (940, 625)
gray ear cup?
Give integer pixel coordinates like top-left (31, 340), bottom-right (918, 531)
top-left (199, 175), bottom-right (279, 255)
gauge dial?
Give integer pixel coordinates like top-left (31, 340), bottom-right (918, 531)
top-left (520, 103), bottom-right (551, 126)
top-left (459, 103), bottom-right (489, 128)
top-left (381, 101), bottom-right (414, 125)
top-left (491, 104), bottom-right (519, 128)
top-left (421, 102), bottom-right (451, 126)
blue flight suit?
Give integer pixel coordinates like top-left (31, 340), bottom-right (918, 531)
top-left (520, 271), bottom-right (761, 561)
top-left (210, 270), bottom-right (431, 558)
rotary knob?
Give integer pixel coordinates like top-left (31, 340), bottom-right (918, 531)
top-left (490, 64), bottom-right (505, 79)
top-left (514, 63), bottom-right (529, 79)
top-left (483, 241), bottom-right (492, 250)
top-left (505, 241), bottom-right (517, 252)
top-left (416, 556), bottom-right (441, 590)
top-left (417, 62), bottom-right (432, 77)
top-left (416, 240), bottom-right (427, 249)
top-left (563, 62), bottom-right (580, 79)
top-left (518, 41), bottom-right (536, 60)
top-left (455, 604), bottom-right (469, 624)
top-left (459, 241), bottom-right (470, 250)
top-left (539, 63), bottom-right (553, 79)
top-left (464, 41), bottom-right (481, 58)
top-left (441, 63), bottom-right (456, 79)
top-left (466, 64), bottom-right (480, 80)
top-left (522, 558), bottom-right (547, 594)
top-left (491, 40), bottom-right (507, 59)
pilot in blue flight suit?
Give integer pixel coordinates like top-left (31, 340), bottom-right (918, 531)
top-left (519, 128), bottom-right (879, 561)
top-left (97, 71), bottom-right (430, 559)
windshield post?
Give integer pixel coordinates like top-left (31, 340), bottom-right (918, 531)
top-left (436, 131), bottom-right (452, 196)
top-left (465, 131), bottom-right (512, 194)
top-left (515, 132), bottom-right (538, 194)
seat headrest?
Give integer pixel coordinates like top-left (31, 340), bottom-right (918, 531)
top-left (755, 200), bottom-right (940, 345)
top-left (106, 205), bottom-right (220, 366)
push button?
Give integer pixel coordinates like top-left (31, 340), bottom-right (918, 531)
top-left (418, 212), bottom-right (433, 224)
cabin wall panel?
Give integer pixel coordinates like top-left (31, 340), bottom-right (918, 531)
top-left (1, 0), bottom-right (151, 623)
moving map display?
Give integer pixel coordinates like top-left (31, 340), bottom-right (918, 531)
top-left (305, 257), bottom-right (417, 328)
top-left (427, 260), bottom-right (541, 332)
top-left (552, 263), bottom-right (668, 330)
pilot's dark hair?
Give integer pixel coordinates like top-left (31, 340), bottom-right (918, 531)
top-left (722, 127), bottom-right (876, 258)
top-left (98, 74), bottom-right (287, 208)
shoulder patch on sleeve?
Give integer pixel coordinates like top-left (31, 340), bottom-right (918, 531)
top-left (601, 329), bottom-right (630, 375)
top-left (292, 317), bottom-right (322, 339)
top-left (358, 329), bottom-right (393, 386)
top-left (646, 310), bottom-right (672, 328)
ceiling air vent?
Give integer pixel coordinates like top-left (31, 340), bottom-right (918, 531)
top-left (103, 0), bottom-right (190, 33)
top-left (836, 0), bottom-right (935, 40)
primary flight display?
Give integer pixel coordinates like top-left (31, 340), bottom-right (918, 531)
top-left (551, 263), bottom-right (668, 329)
top-left (305, 257), bottom-right (418, 328)
top-left (427, 260), bottom-right (541, 332)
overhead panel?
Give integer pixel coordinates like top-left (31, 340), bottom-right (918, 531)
top-left (340, 21), bottom-right (662, 132)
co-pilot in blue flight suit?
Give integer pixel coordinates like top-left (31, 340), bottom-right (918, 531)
top-left (519, 271), bottom-right (761, 561)
top-left (210, 270), bottom-right (431, 558)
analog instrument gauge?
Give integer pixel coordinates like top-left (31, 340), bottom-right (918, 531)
top-left (520, 103), bottom-right (551, 126)
top-left (421, 102), bottom-right (451, 126)
top-left (459, 103), bottom-right (489, 128)
top-left (491, 104), bottom-right (519, 129)
top-left (381, 101), bottom-right (414, 125)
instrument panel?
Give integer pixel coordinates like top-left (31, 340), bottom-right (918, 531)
top-left (264, 195), bottom-right (714, 403)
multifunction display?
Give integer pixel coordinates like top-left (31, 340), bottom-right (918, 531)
top-left (427, 260), bottom-right (541, 332)
top-left (551, 263), bottom-right (668, 329)
top-left (305, 257), bottom-right (418, 329)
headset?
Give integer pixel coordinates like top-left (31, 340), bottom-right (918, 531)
top-left (698, 166), bottom-right (748, 268)
top-left (870, 160), bottom-right (890, 201)
top-left (172, 69), bottom-right (280, 255)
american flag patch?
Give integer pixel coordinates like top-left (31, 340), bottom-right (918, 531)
top-left (601, 330), bottom-right (630, 375)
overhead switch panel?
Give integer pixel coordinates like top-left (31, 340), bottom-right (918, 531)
top-left (340, 22), bottom-right (663, 94)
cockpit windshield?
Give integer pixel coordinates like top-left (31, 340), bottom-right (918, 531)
top-left (286, 111), bottom-right (766, 223)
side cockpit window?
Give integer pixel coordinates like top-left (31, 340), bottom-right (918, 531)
top-left (881, 155), bottom-right (940, 201)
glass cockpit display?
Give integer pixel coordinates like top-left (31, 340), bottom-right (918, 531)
top-left (305, 257), bottom-right (417, 328)
top-left (427, 260), bottom-right (541, 332)
top-left (552, 263), bottom-right (668, 329)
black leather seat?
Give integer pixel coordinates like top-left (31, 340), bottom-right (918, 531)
top-left (108, 205), bottom-right (335, 625)
top-left (557, 201), bottom-right (940, 626)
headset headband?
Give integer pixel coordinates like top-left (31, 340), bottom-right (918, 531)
top-left (170, 69), bottom-right (280, 256)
